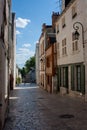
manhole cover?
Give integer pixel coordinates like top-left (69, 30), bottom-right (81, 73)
top-left (59, 114), bottom-right (74, 119)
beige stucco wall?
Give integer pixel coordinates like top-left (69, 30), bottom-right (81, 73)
top-left (56, 0), bottom-right (87, 99)
top-left (56, 0), bottom-right (87, 66)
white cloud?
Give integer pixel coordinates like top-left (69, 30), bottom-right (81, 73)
top-left (16, 47), bottom-right (35, 68)
top-left (16, 30), bottom-right (21, 35)
top-left (22, 43), bottom-right (31, 48)
top-left (34, 40), bottom-right (39, 45)
top-left (16, 17), bottom-right (31, 28)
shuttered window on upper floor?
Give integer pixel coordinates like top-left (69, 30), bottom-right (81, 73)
top-left (72, 32), bottom-right (78, 52)
top-left (62, 38), bottom-right (67, 56)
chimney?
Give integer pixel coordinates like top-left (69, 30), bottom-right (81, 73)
top-left (52, 12), bottom-right (59, 29)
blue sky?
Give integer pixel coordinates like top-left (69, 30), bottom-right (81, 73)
top-left (12, 0), bottom-right (60, 68)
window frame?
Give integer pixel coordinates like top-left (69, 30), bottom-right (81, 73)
top-left (72, 32), bottom-right (78, 52)
top-left (62, 38), bottom-right (67, 56)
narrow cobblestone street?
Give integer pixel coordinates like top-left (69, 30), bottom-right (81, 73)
top-left (3, 83), bottom-right (87, 130)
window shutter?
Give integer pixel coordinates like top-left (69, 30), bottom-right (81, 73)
top-left (81, 65), bottom-right (85, 94)
top-left (71, 65), bottom-right (74, 90)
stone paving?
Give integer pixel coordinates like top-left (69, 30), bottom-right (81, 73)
top-left (3, 83), bottom-right (87, 130)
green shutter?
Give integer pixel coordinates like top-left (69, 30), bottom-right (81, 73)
top-left (65, 67), bottom-right (68, 88)
top-left (81, 64), bottom-right (85, 94)
top-left (71, 65), bottom-right (74, 90)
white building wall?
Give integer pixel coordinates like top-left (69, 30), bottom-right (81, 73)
top-left (56, 0), bottom-right (87, 97)
top-left (56, 0), bottom-right (86, 66)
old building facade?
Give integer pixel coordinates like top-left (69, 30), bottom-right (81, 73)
top-left (0, 0), bottom-right (11, 129)
top-left (35, 42), bottom-right (40, 85)
top-left (56, 0), bottom-right (87, 99)
top-left (39, 19), bottom-right (58, 92)
top-left (36, 0), bottom-right (87, 101)
top-left (0, 0), bottom-right (16, 129)
top-left (9, 12), bottom-right (16, 90)
top-left (45, 34), bottom-right (57, 93)
top-left (39, 29), bottom-right (45, 89)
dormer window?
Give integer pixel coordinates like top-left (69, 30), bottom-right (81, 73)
top-left (72, 4), bottom-right (77, 19)
top-left (56, 24), bottom-right (59, 33)
top-left (62, 17), bottom-right (66, 28)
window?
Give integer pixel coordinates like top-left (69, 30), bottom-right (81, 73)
top-left (62, 38), bottom-right (67, 55)
top-left (62, 17), bottom-right (66, 28)
top-left (71, 64), bottom-right (85, 94)
top-left (54, 43), bottom-right (57, 68)
top-left (41, 40), bottom-right (44, 55)
top-left (57, 24), bottom-right (59, 33)
top-left (72, 4), bottom-right (77, 19)
top-left (72, 32), bottom-right (78, 51)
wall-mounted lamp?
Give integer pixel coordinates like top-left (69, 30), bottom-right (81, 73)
top-left (73, 22), bottom-right (84, 48)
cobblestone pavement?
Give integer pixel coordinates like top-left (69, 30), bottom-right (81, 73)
top-left (3, 83), bottom-right (87, 130)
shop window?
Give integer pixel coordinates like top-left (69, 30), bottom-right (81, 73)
top-left (71, 64), bottom-right (85, 94)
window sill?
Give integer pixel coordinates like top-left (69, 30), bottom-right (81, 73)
top-left (72, 50), bottom-right (79, 55)
top-left (62, 54), bottom-right (67, 57)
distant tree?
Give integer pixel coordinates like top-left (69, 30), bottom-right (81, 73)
top-left (20, 67), bottom-right (26, 78)
top-left (25, 56), bottom-right (35, 73)
top-left (19, 56), bottom-right (35, 78)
